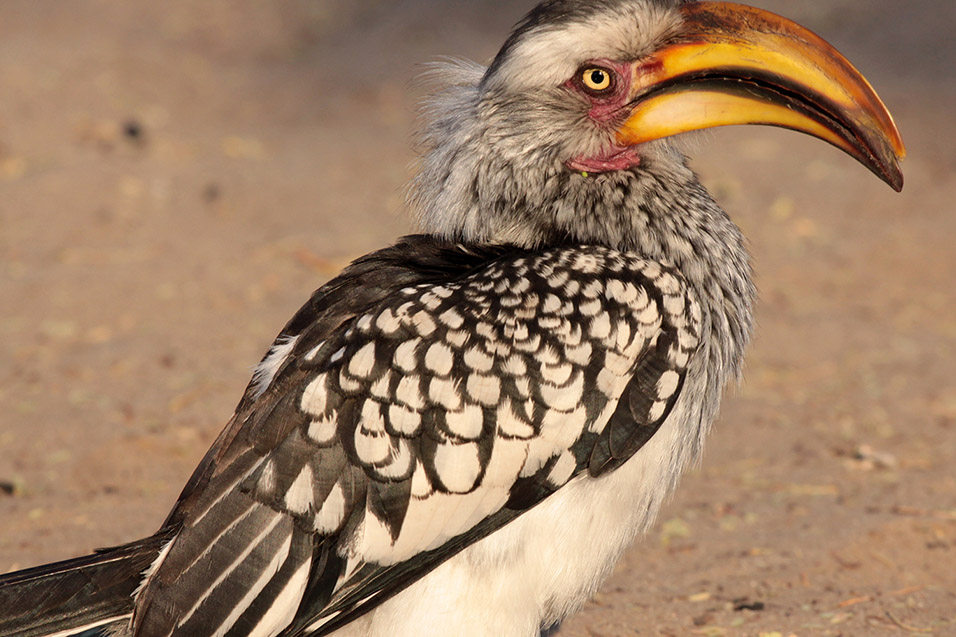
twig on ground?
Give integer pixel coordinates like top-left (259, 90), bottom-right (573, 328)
top-left (891, 506), bottom-right (956, 521)
top-left (885, 610), bottom-right (934, 634)
top-left (837, 595), bottom-right (872, 608)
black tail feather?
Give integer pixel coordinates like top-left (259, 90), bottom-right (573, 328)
top-left (0, 532), bottom-right (171, 637)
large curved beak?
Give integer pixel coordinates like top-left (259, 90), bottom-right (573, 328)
top-left (618, 2), bottom-right (906, 191)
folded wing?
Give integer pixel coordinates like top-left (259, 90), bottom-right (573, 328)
top-left (131, 237), bottom-right (701, 637)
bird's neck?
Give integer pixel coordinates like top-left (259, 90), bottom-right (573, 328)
top-left (413, 148), bottom-right (755, 460)
top-left (410, 78), bottom-right (754, 385)
top-left (414, 135), bottom-right (752, 318)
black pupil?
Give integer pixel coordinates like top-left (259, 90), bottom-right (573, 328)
top-left (590, 70), bottom-right (607, 86)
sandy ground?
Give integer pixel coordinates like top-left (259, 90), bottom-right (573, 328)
top-left (1, 1), bottom-right (954, 635)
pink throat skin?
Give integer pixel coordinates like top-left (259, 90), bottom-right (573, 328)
top-left (563, 58), bottom-right (642, 175)
top-left (567, 146), bottom-right (641, 174)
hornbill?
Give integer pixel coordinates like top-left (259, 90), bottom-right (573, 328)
top-left (0, 1), bottom-right (904, 636)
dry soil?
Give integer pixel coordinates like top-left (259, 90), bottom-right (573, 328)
top-left (1, 1), bottom-right (954, 635)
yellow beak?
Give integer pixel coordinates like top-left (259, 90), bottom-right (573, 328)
top-left (618, 2), bottom-right (906, 190)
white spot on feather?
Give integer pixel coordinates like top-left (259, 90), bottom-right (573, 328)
top-left (393, 339), bottom-right (421, 372)
top-left (337, 368), bottom-right (362, 393)
top-left (355, 314), bottom-right (374, 332)
top-left (446, 403), bottom-right (484, 440)
top-left (429, 376), bottom-right (463, 410)
top-left (589, 313), bottom-right (612, 340)
top-left (547, 452), bottom-right (577, 487)
top-left (307, 417), bottom-right (337, 445)
top-left (541, 362), bottom-right (573, 386)
top-left (410, 461), bottom-right (433, 499)
top-left (605, 350), bottom-right (633, 376)
top-left (573, 253), bottom-right (601, 273)
top-left (355, 403), bottom-right (389, 464)
top-left (412, 310), bottom-right (437, 336)
top-left (376, 438), bottom-right (414, 480)
top-left (540, 406), bottom-right (588, 446)
top-left (502, 354), bottom-right (527, 376)
top-left (355, 509), bottom-right (399, 562)
top-left (616, 321), bottom-right (633, 350)
top-left (678, 327), bottom-right (697, 350)
top-left (258, 459), bottom-right (277, 495)
top-left (303, 340), bottom-right (325, 362)
top-left (251, 336), bottom-right (298, 399)
top-left (565, 341), bottom-right (592, 366)
top-left (606, 279), bottom-right (640, 305)
top-left (285, 464), bottom-right (314, 515)
top-left (388, 404), bottom-right (422, 436)
top-left (497, 398), bottom-right (534, 439)
top-left (375, 308), bottom-right (401, 334)
top-left (657, 370), bottom-right (680, 399)
top-left (348, 342), bottom-right (377, 379)
top-left (420, 291), bottom-right (442, 310)
top-left (300, 374), bottom-right (328, 416)
top-left (582, 280), bottom-right (604, 298)
top-left (315, 482), bottom-right (346, 533)
top-left (370, 371), bottom-right (392, 400)
top-left (537, 344), bottom-right (560, 365)
top-left (657, 272), bottom-right (680, 295)
top-left (596, 367), bottom-right (623, 398)
top-left (446, 329), bottom-right (469, 347)
top-left (464, 346), bottom-right (494, 372)
top-left (664, 294), bottom-right (685, 316)
top-left (579, 298), bottom-right (601, 317)
top-left (637, 302), bottom-right (661, 326)
top-left (439, 308), bottom-right (465, 329)
top-left (542, 293), bottom-right (562, 313)
top-left (513, 377), bottom-right (531, 398)
top-left (434, 441), bottom-right (482, 493)
top-left (540, 372), bottom-right (583, 411)
top-left (547, 270), bottom-right (570, 288)
top-left (475, 321), bottom-right (495, 340)
top-left (649, 400), bottom-right (667, 422)
top-left (395, 375), bottom-right (425, 410)
top-left (466, 374), bottom-right (501, 406)
top-left (425, 341), bottom-right (455, 375)
top-left (512, 333), bottom-right (541, 353)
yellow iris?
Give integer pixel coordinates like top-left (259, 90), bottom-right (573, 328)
top-left (582, 68), bottom-right (612, 92)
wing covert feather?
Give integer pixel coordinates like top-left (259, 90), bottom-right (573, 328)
top-left (134, 237), bottom-right (702, 637)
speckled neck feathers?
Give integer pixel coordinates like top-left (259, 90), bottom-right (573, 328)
top-left (409, 57), bottom-right (755, 395)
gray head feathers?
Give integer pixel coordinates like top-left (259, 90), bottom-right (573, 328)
top-left (407, 0), bottom-right (754, 413)
top-left (410, 1), bottom-right (687, 248)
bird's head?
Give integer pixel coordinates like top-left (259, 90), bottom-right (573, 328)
top-left (412, 0), bottom-right (905, 250)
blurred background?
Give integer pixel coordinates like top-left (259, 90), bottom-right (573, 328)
top-left (1, 1), bottom-right (954, 634)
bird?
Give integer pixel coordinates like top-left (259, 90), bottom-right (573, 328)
top-left (0, 1), bottom-right (904, 636)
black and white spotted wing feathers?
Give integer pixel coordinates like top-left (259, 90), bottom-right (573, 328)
top-left (132, 236), bottom-right (702, 637)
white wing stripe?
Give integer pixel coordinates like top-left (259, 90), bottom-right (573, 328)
top-left (179, 503), bottom-right (258, 579)
top-left (247, 559), bottom-right (311, 637)
top-left (213, 531), bottom-right (294, 637)
top-left (42, 615), bottom-right (133, 637)
top-left (189, 456), bottom-right (264, 527)
top-left (177, 512), bottom-right (284, 627)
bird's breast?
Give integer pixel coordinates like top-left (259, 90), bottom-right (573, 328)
top-left (336, 367), bottom-right (715, 637)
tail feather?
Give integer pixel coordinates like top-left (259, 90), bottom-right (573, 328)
top-left (0, 533), bottom-right (171, 637)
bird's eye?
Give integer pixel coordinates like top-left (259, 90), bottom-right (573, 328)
top-left (581, 67), bottom-right (614, 93)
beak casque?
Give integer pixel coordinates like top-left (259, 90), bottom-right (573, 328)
top-left (618, 2), bottom-right (906, 190)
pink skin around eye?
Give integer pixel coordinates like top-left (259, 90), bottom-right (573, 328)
top-left (565, 59), bottom-right (643, 174)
